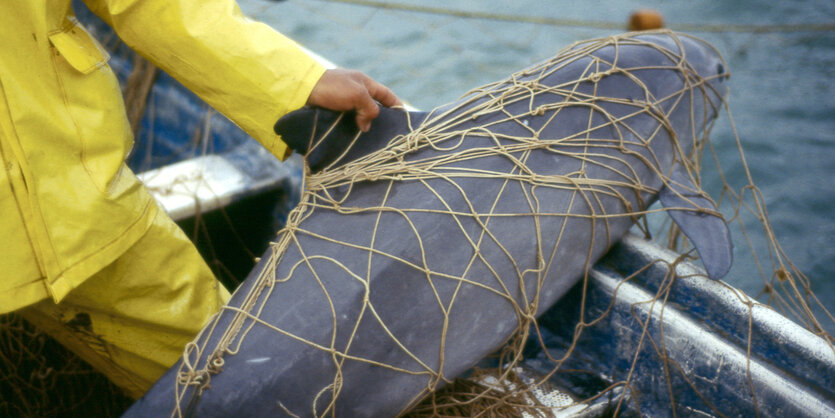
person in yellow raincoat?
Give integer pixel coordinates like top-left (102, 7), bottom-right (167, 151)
top-left (0, 0), bottom-right (400, 399)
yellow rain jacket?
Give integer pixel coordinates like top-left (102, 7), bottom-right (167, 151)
top-left (0, 0), bottom-right (325, 313)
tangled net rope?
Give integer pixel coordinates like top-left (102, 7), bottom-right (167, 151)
top-left (164, 30), bottom-right (832, 417)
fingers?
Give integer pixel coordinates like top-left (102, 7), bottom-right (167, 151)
top-left (306, 69), bottom-right (402, 132)
top-left (362, 76), bottom-right (402, 108)
top-left (354, 85), bottom-right (379, 132)
top-left (355, 74), bottom-right (401, 131)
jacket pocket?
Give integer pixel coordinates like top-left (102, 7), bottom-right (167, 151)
top-left (48, 17), bottom-right (110, 74)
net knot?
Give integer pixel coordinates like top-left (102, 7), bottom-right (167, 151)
top-left (207, 353), bottom-right (225, 374)
top-left (588, 69), bottom-right (614, 83)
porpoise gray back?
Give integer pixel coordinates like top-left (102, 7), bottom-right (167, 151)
top-left (125, 31), bottom-right (730, 417)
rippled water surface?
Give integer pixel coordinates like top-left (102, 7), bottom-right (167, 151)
top-left (240, 0), bottom-right (835, 328)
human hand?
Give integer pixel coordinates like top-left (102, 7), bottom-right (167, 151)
top-left (306, 69), bottom-right (402, 132)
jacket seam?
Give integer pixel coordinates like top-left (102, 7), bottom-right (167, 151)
top-left (48, 34), bottom-right (104, 195)
top-left (0, 77), bottom-right (51, 278)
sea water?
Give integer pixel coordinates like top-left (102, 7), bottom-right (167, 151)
top-left (239, 0), bottom-right (834, 332)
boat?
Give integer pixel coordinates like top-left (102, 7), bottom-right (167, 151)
top-left (59, 3), bottom-right (835, 416)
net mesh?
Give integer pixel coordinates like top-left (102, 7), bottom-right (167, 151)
top-left (1, 24), bottom-right (832, 418)
top-left (167, 30), bottom-right (833, 416)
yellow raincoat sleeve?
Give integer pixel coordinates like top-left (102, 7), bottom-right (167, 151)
top-left (81, 0), bottom-right (326, 160)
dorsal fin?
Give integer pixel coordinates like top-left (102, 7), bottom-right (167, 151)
top-left (275, 107), bottom-right (427, 173)
top-left (659, 163), bottom-right (733, 279)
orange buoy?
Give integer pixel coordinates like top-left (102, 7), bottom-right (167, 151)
top-left (628, 9), bottom-right (665, 31)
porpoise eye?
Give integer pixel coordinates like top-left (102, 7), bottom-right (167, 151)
top-left (716, 63), bottom-right (725, 79)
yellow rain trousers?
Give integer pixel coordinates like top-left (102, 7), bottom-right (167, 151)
top-left (0, 0), bottom-right (325, 397)
top-left (20, 208), bottom-right (230, 398)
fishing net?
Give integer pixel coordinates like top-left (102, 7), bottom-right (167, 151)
top-left (162, 30), bottom-right (833, 416)
top-left (1, 16), bottom-right (832, 418)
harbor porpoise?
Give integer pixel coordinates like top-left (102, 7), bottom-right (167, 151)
top-left (125, 31), bottom-right (731, 417)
